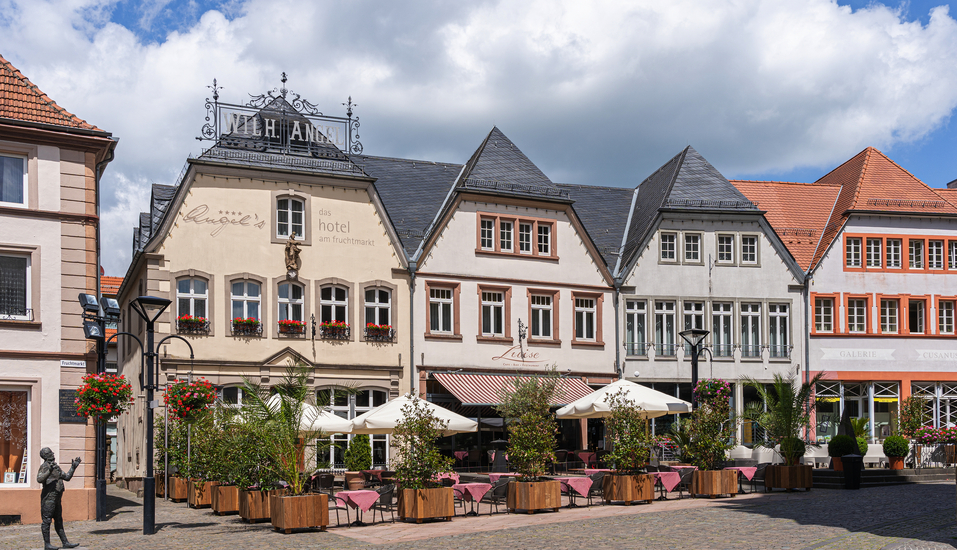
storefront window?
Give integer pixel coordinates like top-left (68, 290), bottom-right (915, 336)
top-left (0, 389), bottom-right (28, 484)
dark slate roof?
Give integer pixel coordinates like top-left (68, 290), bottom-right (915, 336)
top-left (132, 184), bottom-right (177, 255)
top-left (353, 155), bottom-right (463, 257)
top-left (620, 146), bottom-right (759, 271)
top-left (557, 184), bottom-right (633, 267)
top-left (456, 127), bottom-right (570, 202)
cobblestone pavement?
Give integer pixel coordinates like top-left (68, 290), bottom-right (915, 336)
top-left (0, 482), bottom-right (955, 549)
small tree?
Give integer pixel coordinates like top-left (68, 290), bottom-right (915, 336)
top-left (604, 390), bottom-right (651, 475)
top-left (899, 396), bottom-right (928, 438)
top-left (391, 397), bottom-right (454, 490)
top-left (742, 372), bottom-right (825, 466)
top-left (495, 368), bottom-right (564, 480)
top-left (344, 434), bottom-right (373, 472)
top-left (686, 379), bottom-right (735, 470)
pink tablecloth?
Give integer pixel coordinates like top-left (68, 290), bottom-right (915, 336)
top-left (650, 471), bottom-right (681, 492)
top-left (336, 490), bottom-right (380, 512)
top-left (553, 476), bottom-right (593, 497)
top-left (725, 467), bottom-right (756, 480)
top-left (362, 470), bottom-right (383, 481)
top-left (577, 451), bottom-right (597, 466)
top-left (452, 482), bottom-right (492, 502)
top-left (582, 469), bottom-right (613, 475)
top-left (488, 473), bottom-right (520, 483)
top-left (454, 451), bottom-right (469, 460)
top-left (435, 472), bottom-right (460, 484)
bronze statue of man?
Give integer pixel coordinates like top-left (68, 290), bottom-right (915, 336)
top-left (37, 447), bottom-right (81, 550)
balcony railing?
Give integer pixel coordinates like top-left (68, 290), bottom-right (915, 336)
top-left (713, 344), bottom-right (734, 357)
top-left (625, 342), bottom-right (649, 357)
top-left (655, 343), bottom-right (678, 357)
top-left (176, 318), bottom-right (210, 335)
top-left (740, 345), bottom-right (762, 358)
top-left (0, 307), bottom-right (33, 321)
top-left (769, 345), bottom-right (792, 359)
top-left (364, 326), bottom-right (396, 342)
top-left (319, 324), bottom-right (351, 340)
top-left (231, 320), bottom-right (263, 336)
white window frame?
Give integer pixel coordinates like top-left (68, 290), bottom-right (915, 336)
top-left (712, 302), bottom-right (733, 357)
top-left (626, 300), bottom-right (646, 356)
top-left (276, 197), bottom-right (304, 239)
top-left (0, 154), bottom-right (27, 208)
top-left (684, 233), bottom-right (700, 262)
top-left (278, 282), bottom-right (304, 322)
top-left (499, 220), bottom-right (513, 252)
top-left (176, 278), bottom-right (208, 319)
top-left (317, 388), bottom-right (389, 468)
top-left (574, 297), bottom-right (597, 341)
top-left (717, 234), bottom-right (735, 264)
top-left (220, 386), bottom-right (244, 408)
top-left (481, 291), bottom-right (505, 337)
top-left (887, 239), bottom-right (902, 269)
top-left (939, 300), bottom-right (955, 335)
top-left (519, 222), bottom-right (533, 254)
top-left (530, 294), bottom-right (553, 339)
top-left (846, 237), bottom-right (862, 268)
top-left (909, 299), bottom-right (926, 335)
top-left (654, 300), bottom-right (676, 356)
top-left (231, 280), bottom-right (261, 320)
top-left (319, 285), bottom-right (348, 323)
top-left (847, 298), bottom-right (867, 333)
top-left (740, 303), bottom-right (761, 358)
top-left (429, 287), bottom-right (454, 334)
top-left (660, 232), bottom-right (677, 262)
top-left (741, 235), bottom-right (758, 265)
top-left (364, 288), bottom-right (392, 326)
top-left (0, 254), bottom-right (30, 320)
top-left (682, 301), bottom-right (704, 354)
top-left (950, 241), bottom-right (957, 270)
top-left (0, 386), bottom-right (30, 485)
top-left (769, 304), bottom-right (789, 358)
top-left (866, 238), bottom-right (882, 268)
top-left (480, 218), bottom-right (494, 250)
top-left (815, 297), bottom-right (833, 333)
top-left (930, 240), bottom-right (944, 269)
top-left (909, 239), bottom-right (924, 269)
top-left (537, 224), bottom-right (552, 255)
top-left (880, 299), bottom-right (898, 334)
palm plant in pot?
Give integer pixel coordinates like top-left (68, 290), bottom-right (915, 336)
top-left (391, 396), bottom-right (455, 522)
top-left (742, 372), bottom-right (824, 491)
top-left (495, 368), bottom-right (564, 513)
top-left (602, 390), bottom-right (655, 504)
top-left (687, 379), bottom-right (737, 497)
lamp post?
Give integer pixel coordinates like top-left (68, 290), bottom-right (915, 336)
top-left (78, 293), bottom-right (120, 521)
top-left (678, 328), bottom-right (709, 410)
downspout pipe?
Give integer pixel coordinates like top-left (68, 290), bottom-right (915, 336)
top-left (408, 260), bottom-right (417, 395)
top-left (613, 282), bottom-right (622, 378)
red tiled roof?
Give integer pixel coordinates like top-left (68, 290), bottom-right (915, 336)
top-left (432, 373), bottom-right (594, 406)
top-left (0, 54), bottom-right (102, 131)
top-left (101, 276), bottom-right (123, 297)
top-left (731, 180), bottom-right (840, 271)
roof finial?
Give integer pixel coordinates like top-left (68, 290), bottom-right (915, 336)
top-left (208, 78), bottom-right (222, 102)
top-left (280, 72), bottom-right (288, 99)
top-left (343, 96), bottom-right (355, 118)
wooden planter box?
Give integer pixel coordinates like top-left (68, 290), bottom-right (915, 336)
top-left (602, 474), bottom-right (654, 505)
top-left (506, 480), bottom-right (561, 513)
top-left (239, 489), bottom-right (283, 523)
top-left (765, 465), bottom-right (812, 491)
top-left (397, 487), bottom-right (454, 523)
top-left (690, 470), bottom-right (737, 498)
top-left (188, 480), bottom-right (218, 508)
top-left (155, 475), bottom-right (165, 498)
top-left (270, 493), bottom-right (329, 533)
top-left (211, 484), bottom-right (240, 515)
top-left (168, 476), bottom-right (189, 502)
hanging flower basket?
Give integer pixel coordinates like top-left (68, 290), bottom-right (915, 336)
top-left (165, 378), bottom-right (217, 422)
top-left (278, 319), bottom-right (306, 334)
top-left (74, 373), bottom-right (134, 422)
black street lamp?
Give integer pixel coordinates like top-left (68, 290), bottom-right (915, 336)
top-left (678, 328), bottom-right (709, 410)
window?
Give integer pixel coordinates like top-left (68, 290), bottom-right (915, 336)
top-left (231, 281), bottom-right (261, 320)
top-left (909, 239), bottom-right (924, 269)
top-left (866, 238), bottom-right (882, 268)
top-left (317, 388), bottom-right (389, 467)
top-left (717, 235), bottom-right (734, 263)
top-left (740, 303), bottom-right (761, 357)
top-left (574, 297), bottom-right (596, 341)
top-left (684, 234), bottom-right (700, 262)
top-left (177, 278), bottom-right (207, 319)
top-left (538, 224), bottom-right (551, 255)
top-left (887, 239), bottom-right (902, 268)
top-left (221, 386), bottom-right (244, 407)
top-left (712, 302), bottom-right (733, 356)
top-left (909, 300), bottom-right (925, 334)
top-left (320, 285), bottom-right (348, 323)
top-left (939, 300), bottom-right (955, 334)
top-left (480, 218), bottom-right (494, 250)
top-left (930, 240), bottom-right (944, 269)
top-left (846, 237), bottom-right (862, 267)
top-left (0, 255), bottom-right (29, 320)
top-left (500, 221), bottom-right (513, 252)
top-left (769, 304), bottom-right (789, 358)
top-left (276, 197), bottom-right (304, 239)
top-left (880, 299), bottom-right (898, 334)
top-left (429, 288), bottom-right (453, 333)
top-left (0, 155), bottom-right (26, 206)
top-left (741, 236), bottom-right (758, 264)
top-left (847, 298), bottom-right (867, 333)
top-left (0, 389), bottom-right (28, 484)
top-left (278, 282), bottom-right (304, 322)
top-left (950, 241), bottom-right (957, 270)
top-left (654, 301), bottom-right (676, 356)
top-left (364, 288), bottom-right (391, 326)
top-left (660, 233), bottom-right (676, 262)
top-left (815, 297), bottom-right (833, 332)
top-left (519, 223), bottom-right (532, 254)
top-left (530, 294), bottom-right (553, 339)
top-left (481, 291), bottom-right (505, 337)
top-left (626, 300), bottom-right (646, 356)
top-left (682, 301), bottom-right (704, 354)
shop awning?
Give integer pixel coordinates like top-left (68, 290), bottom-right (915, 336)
top-left (432, 373), bottom-right (595, 407)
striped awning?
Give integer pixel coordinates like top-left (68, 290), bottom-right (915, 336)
top-left (432, 373), bottom-right (595, 407)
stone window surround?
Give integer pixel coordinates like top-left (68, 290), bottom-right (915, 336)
top-left (0, 243), bottom-right (40, 328)
top-left (658, 231), bottom-right (678, 264)
top-left (476, 284), bottom-right (512, 344)
top-left (474, 212), bottom-right (558, 261)
top-left (682, 232), bottom-right (704, 265)
top-left (715, 233), bottom-right (736, 265)
top-left (170, 269), bottom-right (215, 336)
top-left (424, 280), bottom-right (461, 341)
top-left (224, 272), bottom-right (268, 337)
top-left (571, 291), bottom-right (604, 348)
top-left (0, 140), bottom-right (39, 210)
top-left (526, 287), bottom-right (561, 346)
top-left (316, 277), bottom-right (357, 342)
top-left (270, 189), bottom-right (312, 246)
top-left (358, 279), bottom-right (398, 343)
top-left (740, 233), bottom-right (761, 266)
top-left (272, 275), bottom-right (312, 339)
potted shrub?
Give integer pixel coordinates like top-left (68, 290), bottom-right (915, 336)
top-left (392, 396), bottom-right (455, 523)
top-left (343, 434), bottom-right (373, 490)
top-left (242, 366), bottom-right (329, 533)
top-left (883, 435), bottom-right (909, 470)
top-left (687, 379), bottom-right (737, 497)
top-left (601, 390), bottom-right (654, 504)
top-left (495, 369), bottom-right (563, 513)
top-left (827, 435), bottom-right (858, 471)
top-left (278, 319), bottom-right (306, 334)
top-left (155, 414), bottom-right (189, 502)
top-left (743, 373), bottom-right (823, 491)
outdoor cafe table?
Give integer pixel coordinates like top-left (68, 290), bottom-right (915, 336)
top-left (454, 451), bottom-right (469, 462)
top-left (724, 466), bottom-right (757, 494)
top-left (452, 482), bottom-right (492, 516)
top-left (336, 489), bottom-right (381, 526)
top-left (488, 473), bottom-right (521, 483)
top-left (552, 476), bottom-right (592, 507)
top-left (436, 472), bottom-right (460, 484)
top-left (362, 470), bottom-right (384, 483)
top-left (577, 451), bottom-right (597, 467)
top-left (649, 471), bottom-right (681, 500)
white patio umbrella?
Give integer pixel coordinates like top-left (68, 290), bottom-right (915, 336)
top-left (349, 394), bottom-right (477, 436)
top-left (555, 379), bottom-right (692, 419)
top-left (252, 393), bottom-right (354, 434)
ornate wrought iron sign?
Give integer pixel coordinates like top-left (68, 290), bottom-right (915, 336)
top-left (198, 73), bottom-right (362, 159)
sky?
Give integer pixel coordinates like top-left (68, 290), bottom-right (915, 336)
top-left (2, 0), bottom-right (957, 277)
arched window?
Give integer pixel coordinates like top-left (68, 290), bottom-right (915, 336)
top-left (177, 278), bottom-right (208, 318)
top-left (316, 388), bottom-right (389, 468)
top-left (278, 282), bottom-right (304, 322)
top-left (277, 197), bottom-right (304, 239)
top-left (231, 281), bottom-right (261, 319)
top-left (364, 288), bottom-right (391, 326)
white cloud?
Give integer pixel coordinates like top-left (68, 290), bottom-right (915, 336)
top-left (2, 0), bottom-right (957, 275)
